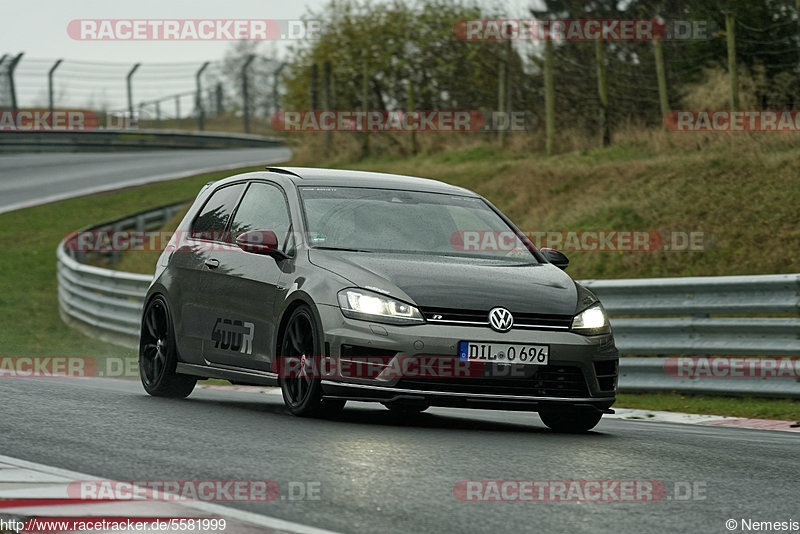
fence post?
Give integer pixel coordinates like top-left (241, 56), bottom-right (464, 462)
top-left (653, 39), bottom-right (670, 125)
top-left (155, 100), bottom-right (161, 128)
top-left (7, 52), bottom-right (24, 114)
top-left (272, 62), bottom-right (286, 120)
top-left (595, 40), bottom-right (610, 147)
top-left (126, 62), bottom-right (140, 129)
top-left (175, 95), bottom-right (181, 129)
top-left (309, 63), bottom-right (319, 110)
top-left (408, 78), bottom-right (417, 155)
top-left (241, 55), bottom-right (255, 133)
top-left (215, 83), bottom-right (223, 115)
top-left (48, 59), bottom-right (62, 123)
top-left (322, 60), bottom-right (332, 153)
top-left (361, 57), bottom-right (370, 158)
top-left (0, 55), bottom-right (6, 107)
top-left (725, 12), bottom-right (739, 111)
top-left (195, 61), bottom-right (209, 131)
top-left (498, 57), bottom-right (506, 147)
top-left (544, 37), bottom-right (555, 156)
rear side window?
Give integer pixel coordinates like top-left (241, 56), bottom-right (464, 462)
top-left (191, 183), bottom-right (246, 241)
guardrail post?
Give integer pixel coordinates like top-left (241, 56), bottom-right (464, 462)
top-left (241, 54), bottom-right (255, 133)
top-left (195, 61), bottom-right (210, 131)
top-left (7, 52), bottom-right (24, 114)
top-left (48, 59), bottom-right (63, 123)
top-left (126, 63), bottom-right (141, 129)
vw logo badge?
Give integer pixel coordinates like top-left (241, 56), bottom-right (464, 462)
top-left (488, 307), bottom-right (514, 332)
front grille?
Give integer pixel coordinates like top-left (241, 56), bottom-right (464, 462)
top-left (420, 307), bottom-right (572, 330)
top-left (396, 365), bottom-right (590, 398)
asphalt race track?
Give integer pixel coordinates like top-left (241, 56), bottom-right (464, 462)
top-left (0, 147), bottom-right (291, 213)
top-left (1, 377), bottom-right (797, 534)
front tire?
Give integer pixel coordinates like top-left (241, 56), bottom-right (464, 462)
top-left (278, 305), bottom-right (345, 417)
top-left (139, 295), bottom-right (196, 398)
top-left (538, 406), bottom-right (603, 433)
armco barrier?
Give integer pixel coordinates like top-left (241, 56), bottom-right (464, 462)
top-left (1, 129), bottom-right (283, 152)
top-left (56, 216), bottom-right (800, 396)
top-left (57, 202), bottom-right (185, 348)
top-left (581, 275), bottom-right (800, 357)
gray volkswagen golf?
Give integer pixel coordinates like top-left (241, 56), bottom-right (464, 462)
top-left (139, 167), bottom-right (618, 432)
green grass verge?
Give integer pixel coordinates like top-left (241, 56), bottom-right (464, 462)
top-left (615, 393), bottom-right (800, 421)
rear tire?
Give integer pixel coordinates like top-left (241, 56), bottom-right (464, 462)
top-left (278, 305), bottom-right (345, 418)
top-left (538, 406), bottom-right (603, 433)
top-left (139, 295), bottom-right (196, 398)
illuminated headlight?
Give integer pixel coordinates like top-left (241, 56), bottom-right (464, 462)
top-left (571, 303), bottom-right (610, 335)
top-left (337, 289), bottom-right (424, 325)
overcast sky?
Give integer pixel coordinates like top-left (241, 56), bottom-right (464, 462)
top-left (2, 0), bottom-right (534, 111)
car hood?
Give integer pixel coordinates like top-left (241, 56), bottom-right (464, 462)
top-left (308, 249), bottom-right (577, 315)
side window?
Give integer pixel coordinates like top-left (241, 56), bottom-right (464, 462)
top-left (191, 183), bottom-right (246, 241)
top-left (230, 182), bottom-right (292, 250)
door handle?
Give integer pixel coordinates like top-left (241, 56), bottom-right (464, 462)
top-left (205, 258), bottom-right (220, 269)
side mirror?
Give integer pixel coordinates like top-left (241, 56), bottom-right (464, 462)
top-left (235, 230), bottom-right (287, 259)
top-left (540, 248), bottom-right (569, 270)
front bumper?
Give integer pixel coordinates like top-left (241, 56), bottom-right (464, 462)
top-left (316, 304), bottom-right (618, 412)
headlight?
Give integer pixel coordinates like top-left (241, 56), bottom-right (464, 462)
top-left (571, 303), bottom-right (610, 335)
top-left (337, 289), bottom-right (425, 325)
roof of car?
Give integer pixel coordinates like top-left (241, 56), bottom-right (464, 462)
top-left (263, 167), bottom-right (478, 196)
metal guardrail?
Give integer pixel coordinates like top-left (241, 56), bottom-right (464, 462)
top-left (56, 214), bottom-right (800, 396)
top-left (1, 129), bottom-right (283, 152)
top-left (618, 358), bottom-right (800, 398)
top-left (57, 202), bottom-right (184, 348)
top-left (582, 275), bottom-right (800, 357)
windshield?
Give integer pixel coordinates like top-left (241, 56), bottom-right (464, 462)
top-left (299, 186), bottom-right (537, 262)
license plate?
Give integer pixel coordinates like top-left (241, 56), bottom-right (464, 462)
top-left (459, 341), bottom-right (549, 365)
